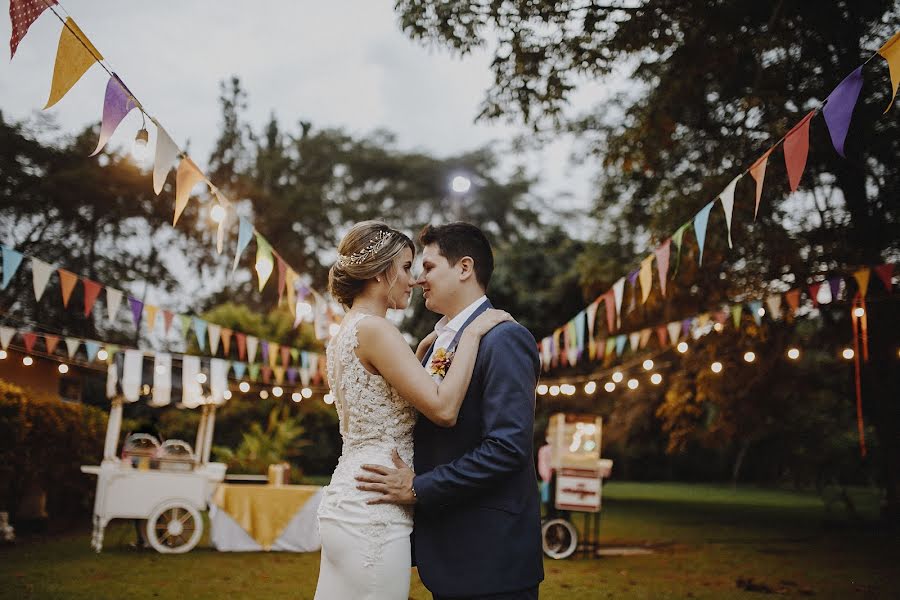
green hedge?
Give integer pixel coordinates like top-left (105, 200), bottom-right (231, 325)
top-left (0, 379), bottom-right (108, 525)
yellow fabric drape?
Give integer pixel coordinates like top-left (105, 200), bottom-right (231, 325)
top-left (212, 484), bottom-right (320, 550)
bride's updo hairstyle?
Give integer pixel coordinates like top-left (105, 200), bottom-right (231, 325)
top-left (328, 221), bottom-right (414, 308)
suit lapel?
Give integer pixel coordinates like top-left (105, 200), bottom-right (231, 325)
top-left (447, 298), bottom-right (493, 354)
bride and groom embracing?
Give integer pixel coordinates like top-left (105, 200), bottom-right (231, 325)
top-left (314, 221), bottom-right (543, 599)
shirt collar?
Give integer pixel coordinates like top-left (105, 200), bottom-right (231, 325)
top-left (433, 295), bottom-right (488, 336)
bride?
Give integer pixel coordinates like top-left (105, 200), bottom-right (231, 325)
top-left (314, 221), bottom-right (511, 599)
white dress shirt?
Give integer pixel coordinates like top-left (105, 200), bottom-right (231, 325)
top-left (425, 295), bottom-right (488, 378)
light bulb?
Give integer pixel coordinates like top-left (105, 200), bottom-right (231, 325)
top-left (210, 204), bottom-right (226, 224)
top-left (757, 307), bottom-right (766, 317)
top-left (612, 371), bottom-right (624, 383)
top-left (0, 350), bottom-right (7, 360)
top-left (536, 384), bottom-right (548, 395)
top-left (450, 175), bottom-right (471, 193)
top-left (58, 363), bottom-right (69, 374)
top-left (711, 361), bottom-right (723, 373)
top-left (323, 393), bottom-right (335, 404)
top-left (259, 390), bottom-right (269, 399)
top-left (549, 385), bottom-right (560, 397)
top-left (743, 351), bottom-right (756, 363)
top-left (97, 349), bottom-right (109, 361)
top-left (196, 373), bottom-right (207, 384)
top-left (584, 381), bottom-right (597, 394)
top-left (292, 392), bottom-right (302, 402)
top-left (604, 382), bottom-right (616, 393)
top-left (301, 387), bottom-right (313, 399)
top-left (132, 128), bottom-right (149, 161)
top-left (787, 347), bottom-right (800, 360)
top-left (23, 356), bottom-right (33, 366)
top-left (842, 348), bottom-right (854, 360)
top-left (650, 373), bottom-right (662, 385)
top-left (642, 359), bottom-right (654, 370)
top-left (677, 342), bottom-right (689, 353)
top-left (223, 390), bottom-right (232, 400)
top-left (713, 322), bottom-right (724, 332)
top-left (853, 307), bottom-right (865, 318)
top-left (239, 381), bottom-right (250, 393)
top-left (272, 386), bottom-right (283, 398)
top-left (627, 378), bottom-right (639, 390)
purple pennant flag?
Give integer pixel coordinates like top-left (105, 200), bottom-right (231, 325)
top-left (828, 277), bottom-right (842, 302)
top-left (128, 297), bottom-right (144, 328)
top-left (626, 269), bottom-right (639, 314)
top-left (822, 67), bottom-right (864, 158)
top-left (682, 318), bottom-right (692, 337)
top-left (261, 341), bottom-right (269, 364)
top-left (91, 75), bottom-right (138, 156)
top-left (287, 367), bottom-right (298, 384)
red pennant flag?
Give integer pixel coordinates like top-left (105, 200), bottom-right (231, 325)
top-left (57, 269), bottom-right (79, 308)
top-left (44, 334), bottom-right (60, 355)
top-left (261, 366), bottom-right (272, 384)
top-left (162, 310), bottom-right (174, 335)
top-left (809, 282), bottom-right (822, 307)
top-left (280, 346), bottom-right (290, 369)
top-left (276, 255), bottom-right (287, 303)
top-left (785, 289), bottom-right (801, 315)
top-left (9, 0), bottom-right (57, 58)
top-left (83, 279), bottom-right (102, 317)
top-left (783, 111), bottom-right (816, 192)
top-left (656, 326), bottom-right (667, 347)
top-left (221, 328), bottom-right (233, 356)
top-left (749, 148), bottom-right (773, 219)
top-left (874, 264), bottom-right (894, 293)
top-left (604, 291), bottom-right (616, 332)
top-left (22, 332), bottom-right (37, 353)
top-left (235, 332), bottom-right (247, 361)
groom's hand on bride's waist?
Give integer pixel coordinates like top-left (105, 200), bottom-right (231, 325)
top-left (356, 448), bottom-right (417, 505)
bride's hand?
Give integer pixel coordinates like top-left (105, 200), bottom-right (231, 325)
top-left (465, 309), bottom-right (514, 338)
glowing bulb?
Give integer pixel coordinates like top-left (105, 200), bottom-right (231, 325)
top-left (292, 392), bottom-right (302, 402)
top-left (195, 373), bottom-right (207, 384)
top-left (711, 361), bottom-right (723, 373)
top-left (301, 387), bottom-right (313, 399)
top-left (329, 323), bottom-right (340, 337)
top-left (853, 307), bottom-right (865, 318)
top-left (713, 322), bottom-right (724, 332)
top-left (743, 351), bottom-right (756, 363)
top-left (97, 349), bottom-right (109, 361)
top-left (584, 381), bottom-right (597, 394)
top-left (23, 356), bottom-right (33, 366)
top-left (604, 382), bottom-right (616, 393)
top-left (58, 363), bottom-right (69, 374)
top-left (842, 348), bottom-right (854, 360)
top-left (141, 384), bottom-right (151, 396)
top-left (0, 350), bottom-right (7, 360)
top-left (536, 384), bottom-right (548, 395)
top-left (650, 373), bottom-right (662, 385)
top-left (272, 386), bottom-right (283, 398)
top-left (450, 175), bottom-right (471, 194)
top-left (239, 381), bottom-right (250, 393)
top-left (132, 127), bottom-right (149, 161)
top-left (223, 390), bottom-right (232, 401)
top-left (677, 342), bottom-right (689, 353)
top-left (549, 385), bottom-right (560, 397)
top-left (612, 371), bottom-right (624, 383)
top-left (323, 393), bottom-right (335, 404)
top-left (642, 359), bottom-right (654, 370)
top-left (210, 204), bottom-right (226, 224)
top-left (757, 307), bottom-right (766, 317)
top-left (259, 390), bottom-right (269, 399)
top-left (787, 347), bottom-right (800, 360)
top-left (563, 384), bottom-right (576, 396)
top-left (627, 378), bottom-right (639, 390)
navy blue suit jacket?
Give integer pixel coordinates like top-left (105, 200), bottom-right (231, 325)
top-left (413, 302), bottom-right (544, 597)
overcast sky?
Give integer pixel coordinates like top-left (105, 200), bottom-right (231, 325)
top-left (0, 1), bottom-right (618, 219)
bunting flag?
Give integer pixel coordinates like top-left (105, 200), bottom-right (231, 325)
top-left (261, 340), bottom-right (270, 366)
top-left (231, 361), bottom-right (247, 380)
top-left (853, 267), bottom-right (870, 299)
top-left (823, 67), bottom-right (864, 157)
top-left (639, 255), bottom-right (654, 303)
top-left (246, 335), bottom-right (259, 363)
top-left (285, 269), bottom-right (298, 315)
top-left (22, 332), bottom-right (37, 353)
top-left (731, 305), bottom-right (743, 328)
top-left (209, 358), bottom-right (230, 405)
top-left (248, 362), bottom-right (260, 382)
top-left (236, 332), bottom-right (247, 361)
top-left (106, 287), bottom-right (123, 322)
top-left (212, 190), bottom-right (229, 255)
top-left (44, 334), bottom-right (60, 355)
top-left (280, 346), bottom-right (290, 369)
top-left (287, 368), bottom-right (298, 384)
top-left (749, 301), bottom-right (763, 325)
top-left (179, 314), bottom-right (191, 338)
top-left (162, 310), bottom-right (174, 335)
top-left (276, 255), bottom-right (288, 303)
top-left (828, 277), bottom-right (842, 302)
top-left (655, 326), bottom-right (667, 348)
top-left (152, 353), bottom-right (172, 407)
top-left (64, 337), bottom-right (79, 358)
top-left (261, 366), bottom-right (272, 384)
top-left (90, 75), bottom-right (137, 156)
top-left (273, 366), bottom-right (285, 385)
top-left (785, 289), bottom-right (801, 315)
top-left (874, 263), bottom-right (894, 293)
top-left (612, 278), bottom-right (625, 328)
top-left (57, 269), bottom-right (78, 307)
top-left (615, 335), bottom-right (627, 357)
top-left (693, 202), bottom-right (714, 265)
top-left (85, 340), bottom-right (100, 362)
top-left (9, 0), bottom-right (57, 58)
top-left (809, 282), bottom-right (822, 307)
top-left (749, 149), bottom-right (772, 220)
top-left (255, 234), bottom-right (274, 291)
top-left (815, 281), bottom-right (832, 305)
top-left (765, 295), bottom-right (783, 321)
top-left (153, 123), bottom-right (179, 194)
top-left (128, 297), bottom-right (143, 327)
top-left (83, 279), bottom-right (102, 317)
top-left (221, 328), bottom-right (233, 356)
top-left (268, 343), bottom-right (279, 369)
top-left (718, 175), bottom-right (741, 248)
top-left (31, 258), bottom-right (54, 301)
top-left (192, 318), bottom-right (208, 351)
top-left (671, 223), bottom-right (689, 273)
top-left (233, 218), bottom-right (253, 272)
top-left (626, 270), bottom-right (639, 315)
top-left (667, 321), bottom-right (680, 345)
top-left (878, 31), bottom-right (900, 113)
top-left (173, 157), bottom-right (204, 226)
top-left (44, 18), bottom-right (102, 109)
top-left (628, 331), bottom-right (640, 353)
top-left (655, 240), bottom-right (671, 297)
top-left (586, 299), bottom-right (600, 360)
top-left (290, 348), bottom-right (299, 364)
top-left (605, 337), bottom-right (616, 359)
top-left (208, 323), bottom-right (221, 355)
top-left (181, 355), bottom-right (202, 406)
top-left (783, 111), bottom-right (816, 192)
top-left (0, 327), bottom-right (14, 350)
top-left (144, 304), bottom-right (158, 331)
top-left (638, 328), bottom-right (652, 349)
top-left (2, 246), bottom-right (24, 289)
top-left (603, 293), bottom-right (615, 333)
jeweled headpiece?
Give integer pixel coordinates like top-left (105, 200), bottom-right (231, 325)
top-left (337, 229), bottom-right (395, 268)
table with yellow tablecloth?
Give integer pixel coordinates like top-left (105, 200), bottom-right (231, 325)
top-left (209, 484), bottom-right (323, 552)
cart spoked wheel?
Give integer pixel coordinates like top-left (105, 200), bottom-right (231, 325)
top-left (146, 502), bottom-right (203, 554)
top-left (542, 517), bottom-right (578, 559)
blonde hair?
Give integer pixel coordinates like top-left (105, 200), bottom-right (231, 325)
top-left (328, 221), bottom-right (414, 308)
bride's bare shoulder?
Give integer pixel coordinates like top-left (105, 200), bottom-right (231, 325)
top-left (355, 314), bottom-right (400, 340)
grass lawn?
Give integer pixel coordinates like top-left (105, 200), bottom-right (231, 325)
top-left (1, 482), bottom-right (896, 599)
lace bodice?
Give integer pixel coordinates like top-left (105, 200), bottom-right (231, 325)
top-left (318, 312), bottom-right (417, 534)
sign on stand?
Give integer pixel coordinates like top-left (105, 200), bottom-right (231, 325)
top-left (555, 467), bottom-right (602, 512)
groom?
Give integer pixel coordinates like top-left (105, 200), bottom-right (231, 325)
top-left (356, 222), bottom-right (544, 599)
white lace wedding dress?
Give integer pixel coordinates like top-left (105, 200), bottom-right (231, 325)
top-left (314, 312), bottom-right (418, 600)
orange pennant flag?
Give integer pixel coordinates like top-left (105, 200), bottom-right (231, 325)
top-left (45, 18), bottom-right (102, 109)
top-left (44, 334), bottom-right (60, 355)
top-left (783, 111), bottom-right (816, 193)
top-left (749, 148), bottom-right (773, 219)
top-left (221, 328), bottom-right (233, 356)
top-left (83, 279), bottom-right (102, 316)
top-left (173, 157), bottom-right (204, 226)
top-left (853, 268), bottom-right (871, 299)
top-left (785, 289), bottom-right (801, 315)
top-left (57, 269), bottom-right (78, 308)
top-left (878, 31), bottom-right (900, 113)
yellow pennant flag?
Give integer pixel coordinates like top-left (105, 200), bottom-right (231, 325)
top-left (878, 31), bottom-right (900, 113)
top-left (173, 157), bottom-right (204, 226)
top-left (45, 18), bottom-right (102, 109)
top-left (144, 304), bottom-right (159, 331)
top-left (285, 269), bottom-right (298, 316)
top-left (639, 255), bottom-right (654, 303)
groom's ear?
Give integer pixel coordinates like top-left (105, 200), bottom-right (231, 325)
top-left (457, 256), bottom-right (476, 282)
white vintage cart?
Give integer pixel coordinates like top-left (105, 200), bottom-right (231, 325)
top-left (81, 397), bottom-right (226, 553)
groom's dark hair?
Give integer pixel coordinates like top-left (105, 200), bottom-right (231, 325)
top-left (418, 222), bottom-right (494, 290)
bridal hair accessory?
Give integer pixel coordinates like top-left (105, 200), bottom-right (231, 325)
top-left (337, 229), bottom-right (395, 267)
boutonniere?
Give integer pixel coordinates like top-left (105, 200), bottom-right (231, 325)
top-left (429, 347), bottom-right (455, 378)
